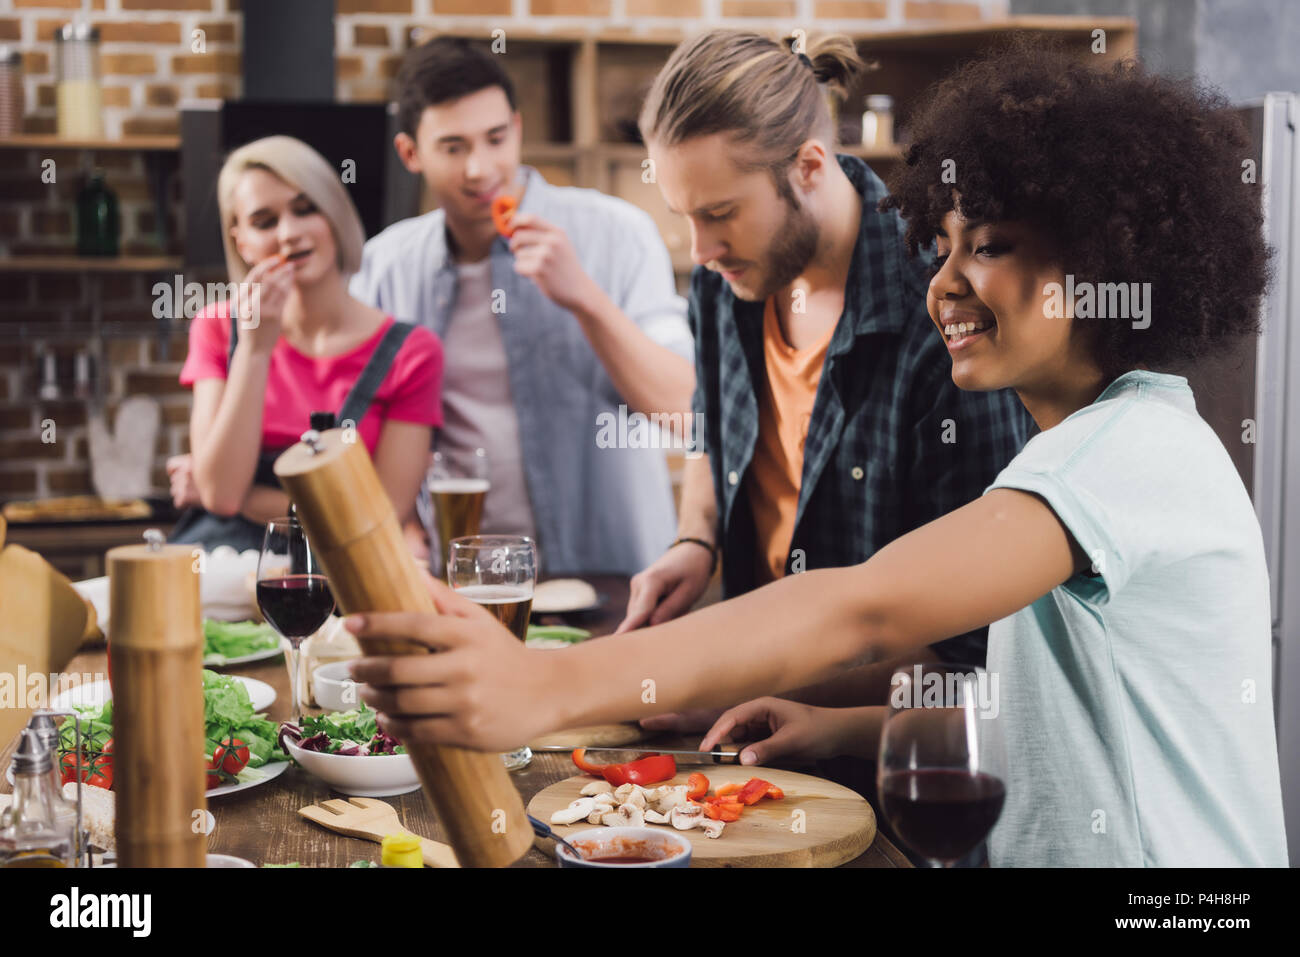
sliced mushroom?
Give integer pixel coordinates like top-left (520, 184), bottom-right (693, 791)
top-left (550, 797), bottom-right (597, 826)
top-left (669, 804), bottom-right (705, 830)
top-left (614, 803), bottom-right (645, 827)
top-left (643, 809), bottom-right (671, 825)
top-left (699, 819), bottom-right (725, 839)
top-left (587, 808), bottom-right (606, 825)
top-left (613, 783), bottom-right (637, 803)
top-left (654, 786), bottom-right (691, 814)
top-left (580, 780), bottom-right (613, 796)
top-left (600, 810), bottom-right (623, 827)
top-left (591, 792), bottom-right (616, 807)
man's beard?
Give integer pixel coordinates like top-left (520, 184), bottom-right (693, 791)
top-left (731, 197), bottom-right (820, 302)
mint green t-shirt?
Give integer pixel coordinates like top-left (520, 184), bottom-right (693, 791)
top-left (984, 371), bottom-right (1287, 867)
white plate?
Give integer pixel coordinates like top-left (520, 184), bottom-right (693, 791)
top-left (208, 759), bottom-right (289, 798)
top-left (50, 676), bottom-right (276, 715)
top-left (203, 645), bottom-right (284, 668)
top-left (7, 758), bottom-right (291, 797)
top-left (532, 578), bottom-right (603, 614)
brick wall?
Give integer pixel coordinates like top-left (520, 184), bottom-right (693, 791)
top-left (0, 0), bottom-right (1003, 502)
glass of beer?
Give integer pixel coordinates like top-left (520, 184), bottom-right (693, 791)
top-left (447, 534), bottom-right (536, 770)
top-left (426, 447), bottom-right (490, 578)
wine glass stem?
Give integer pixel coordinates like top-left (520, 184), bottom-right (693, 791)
top-left (283, 638), bottom-right (302, 723)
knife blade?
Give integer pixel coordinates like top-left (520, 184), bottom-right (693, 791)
top-left (555, 746), bottom-right (748, 765)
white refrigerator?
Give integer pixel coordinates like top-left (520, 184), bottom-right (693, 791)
top-left (1203, 92), bottom-right (1300, 866)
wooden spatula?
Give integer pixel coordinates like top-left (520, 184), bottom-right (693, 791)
top-left (297, 797), bottom-right (460, 868)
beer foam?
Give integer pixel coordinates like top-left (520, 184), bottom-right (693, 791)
top-left (455, 584), bottom-right (533, 604)
top-left (427, 478), bottom-right (491, 493)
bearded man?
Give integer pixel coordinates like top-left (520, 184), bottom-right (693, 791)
top-left (618, 30), bottom-right (1033, 711)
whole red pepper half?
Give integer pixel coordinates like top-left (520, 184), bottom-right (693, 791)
top-left (570, 749), bottom-right (678, 787)
top-left (601, 754), bottom-right (678, 787)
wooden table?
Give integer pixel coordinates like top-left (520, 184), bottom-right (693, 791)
top-left (1, 574), bottom-right (910, 868)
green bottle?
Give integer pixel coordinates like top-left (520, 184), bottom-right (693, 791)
top-left (76, 167), bottom-right (119, 256)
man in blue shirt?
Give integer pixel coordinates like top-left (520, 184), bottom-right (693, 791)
top-left (351, 38), bottom-right (694, 575)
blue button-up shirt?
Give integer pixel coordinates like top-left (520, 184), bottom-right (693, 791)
top-left (350, 166), bottom-right (694, 575)
top-left (690, 154), bottom-right (1035, 664)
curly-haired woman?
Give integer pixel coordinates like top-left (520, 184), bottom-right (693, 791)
top-left (344, 42), bottom-right (1287, 867)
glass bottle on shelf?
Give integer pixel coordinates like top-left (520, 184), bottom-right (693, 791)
top-left (76, 168), bottom-right (120, 256)
top-left (0, 730), bottom-right (77, 869)
top-left (55, 20), bottom-right (103, 140)
top-left (861, 95), bottom-right (895, 150)
top-left (0, 45), bottom-right (22, 139)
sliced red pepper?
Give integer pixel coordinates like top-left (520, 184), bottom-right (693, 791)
top-left (491, 194), bottom-right (518, 237)
top-left (686, 772), bottom-right (709, 801)
top-left (601, 754), bottom-right (676, 787)
top-left (571, 748), bottom-right (608, 776)
top-left (715, 781), bottom-right (743, 798)
top-left (704, 802), bottom-right (744, 822)
top-left (737, 777), bottom-right (774, 806)
top-left (766, 784), bottom-right (785, 800)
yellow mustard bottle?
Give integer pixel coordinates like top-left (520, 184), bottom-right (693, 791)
top-left (380, 833), bottom-right (423, 868)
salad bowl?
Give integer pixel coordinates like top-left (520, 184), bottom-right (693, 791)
top-left (280, 707), bottom-right (419, 797)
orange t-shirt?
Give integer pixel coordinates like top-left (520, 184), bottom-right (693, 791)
top-left (747, 298), bottom-right (837, 584)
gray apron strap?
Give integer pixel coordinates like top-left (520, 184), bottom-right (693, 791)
top-left (337, 321), bottom-right (416, 428)
top-left (227, 309), bottom-right (239, 368)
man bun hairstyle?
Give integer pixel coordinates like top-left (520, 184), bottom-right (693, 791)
top-left (639, 29), bottom-right (865, 203)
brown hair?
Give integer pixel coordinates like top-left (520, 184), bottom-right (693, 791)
top-left (638, 29), bottom-right (864, 203)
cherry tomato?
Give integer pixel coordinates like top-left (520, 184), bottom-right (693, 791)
top-left (204, 755), bottom-right (223, 791)
top-left (214, 737), bottom-right (249, 775)
top-left (60, 749), bottom-right (112, 790)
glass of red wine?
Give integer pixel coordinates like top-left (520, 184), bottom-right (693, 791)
top-left (256, 515), bottom-right (335, 724)
top-left (877, 663), bottom-right (1007, 867)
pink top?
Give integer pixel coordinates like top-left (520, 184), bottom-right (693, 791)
top-left (179, 301), bottom-right (443, 454)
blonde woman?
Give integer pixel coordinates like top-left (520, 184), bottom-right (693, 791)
top-left (170, 135), bottom-right (443, 551)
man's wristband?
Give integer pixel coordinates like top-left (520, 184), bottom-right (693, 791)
top-left (671, 536), bottom-right (719, 575)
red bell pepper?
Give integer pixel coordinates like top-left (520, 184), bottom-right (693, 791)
top-left (601, 754), bottom-right (677, 787)
top-left (571, 748), bottom-right (607, 776)
top-left (704, 801), bottom-right (744, 822)
top-left (715, 781), bottom-right (743, 798)
top-left (766, 784), bottom-right (785, 800)
top-left (737, 777), bottom-right (774, 806)
top-left (686, 772), bottom-right (709, 800)
top-left (491, 194), bottom-right (518, 237)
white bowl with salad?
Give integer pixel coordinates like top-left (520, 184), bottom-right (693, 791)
top-left (279, 705), bottom-right (419, 797)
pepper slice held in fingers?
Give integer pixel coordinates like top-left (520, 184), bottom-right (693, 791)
top-left (491, 194), bottom-right (518, 237)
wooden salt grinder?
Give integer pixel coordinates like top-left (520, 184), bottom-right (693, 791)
top-left (275, 429), bottom-right (533, 868)
top-left (108, 529), bottom-right (207, 867)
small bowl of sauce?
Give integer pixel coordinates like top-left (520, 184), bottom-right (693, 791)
top-left (555, 826), bottom-right (692, 868)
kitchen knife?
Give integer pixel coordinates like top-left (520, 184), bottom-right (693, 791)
top-left (560, 746), bottom-right (749, 765)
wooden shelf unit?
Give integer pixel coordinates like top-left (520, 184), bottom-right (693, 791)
top-left (417, 17), bottom-right (1136, 276)
top-left (0, 255), bottom-right (182, 273)
top-left (0, 134), bottom-right (181, 152)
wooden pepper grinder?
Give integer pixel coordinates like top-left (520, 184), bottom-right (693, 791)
top-left (107, 529), bottom-right (207, 867)
top-left (275, 430), bottom-right (533, 868)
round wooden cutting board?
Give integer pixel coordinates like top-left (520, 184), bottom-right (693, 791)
top-left (527, 766), bottom-right (877, 867)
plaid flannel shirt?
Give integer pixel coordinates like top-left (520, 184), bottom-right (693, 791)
top-left (689, 154), bottom-right (1036, 665)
